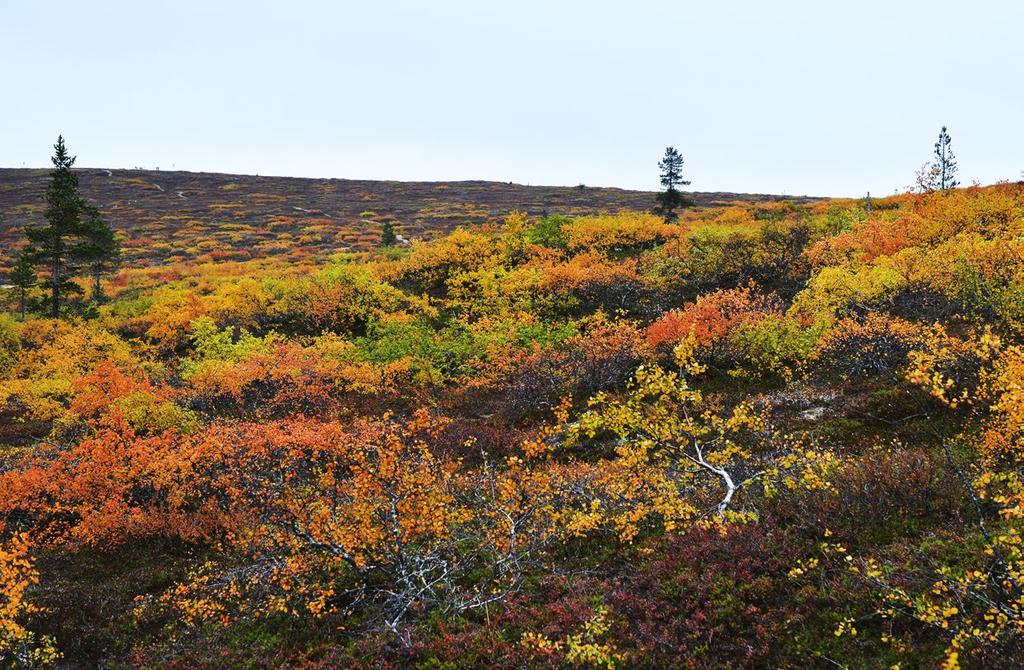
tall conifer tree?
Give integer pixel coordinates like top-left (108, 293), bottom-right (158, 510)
top-left (932, 126), bottom-right (959, 191)
top-left (23, 136), bottom-right (116, 316)
top-left (655, 146), bottom-right (692, 223)
top-left (24, 136), bottom-right (90, 317)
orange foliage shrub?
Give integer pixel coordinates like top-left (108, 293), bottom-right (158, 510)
top-left (645, 283), bottom-right (779, 357)
top-left (815, 313), bottom-right (926, 381)
top-left (153, 410), bottom-right (564, 632)
top-left (805, 217), bottom-right (912, 267)
top-left (184, 342), bottom-right (341, 416)
top-left (540, 252), bottom-right (648, 314)
top-left (0, 418), bottom-right (214, 548)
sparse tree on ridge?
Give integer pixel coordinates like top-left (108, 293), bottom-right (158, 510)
top-left (918, 126), bottom-right (959, 193)
top-left (8, 249), bottom-right (37, 320)
top-left (933, 126), bottom-right (959, 191)
top-left (655, 146), bottom-right (692, 223)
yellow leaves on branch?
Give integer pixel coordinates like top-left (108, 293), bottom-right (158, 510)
top-left (562, 359), bottom-right (834, 539)
top-left (905, 325), bottom-right (1002, 411)
top-left (520, 604), bottom-right (622, 670)
top-left (824, 325), bottom-right (1024, 663)
top-left (0, 533), bottom-right (58, 666)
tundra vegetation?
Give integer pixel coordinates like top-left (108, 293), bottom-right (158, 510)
top-left (2, 142), bottom-right (1024, 668)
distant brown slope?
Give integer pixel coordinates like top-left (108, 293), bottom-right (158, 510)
top-left (0, 168), bottom-right (821, 268)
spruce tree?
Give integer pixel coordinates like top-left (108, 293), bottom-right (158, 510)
top-left (919, 126), bottom-right (960, 193)
top-left (933, 126), bottom-right (959, 191)
top-left (80, 204), bottom-right (120, 303)
top-left (654, 146), bottom-right (692, 223)
top-left (380, 220), bottom-right (397, 247)
top-left (24, 136), bottom-right (91, 317)
top-left (8, 250), bottom-right (36, 320)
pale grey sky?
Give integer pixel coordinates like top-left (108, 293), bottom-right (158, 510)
top-left (2, 0), bottom-right (1021, 196)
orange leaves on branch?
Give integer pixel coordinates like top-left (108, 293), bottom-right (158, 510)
top-left (905, 325), bottom-right (1001, 411)
top-left (540, 252), bottom-right (647, 312)
top-left (184, 341), bottom-right (340, 416)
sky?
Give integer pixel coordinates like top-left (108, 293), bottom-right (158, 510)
top-left (1, 1), bottom-right (1022, 197)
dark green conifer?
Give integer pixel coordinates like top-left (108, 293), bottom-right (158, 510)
top-left (8, 249), bottom-right (36, 320)
top-left (380, 220), bottom-right (397, 247)
top-left (79, 204), bottom-right (120, 303)
top-left (654, 146), bottom-right (692, 223)
top-left (24, 136), bottom-right (91, 317)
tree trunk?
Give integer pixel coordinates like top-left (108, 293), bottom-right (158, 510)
top-left (51, 261), bottom-right (60, 318)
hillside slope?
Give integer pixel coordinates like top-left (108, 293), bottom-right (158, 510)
top-left (4, 185), bottom-right (1024, 667)
top-left (0, 168), bottom-right (819, 268)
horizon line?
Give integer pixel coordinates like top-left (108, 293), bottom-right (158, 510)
top-left (0, 164), bottom-right (834, 200)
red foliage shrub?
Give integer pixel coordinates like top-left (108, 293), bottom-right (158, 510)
top-left (645, 283), bottom-right (779, 359)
